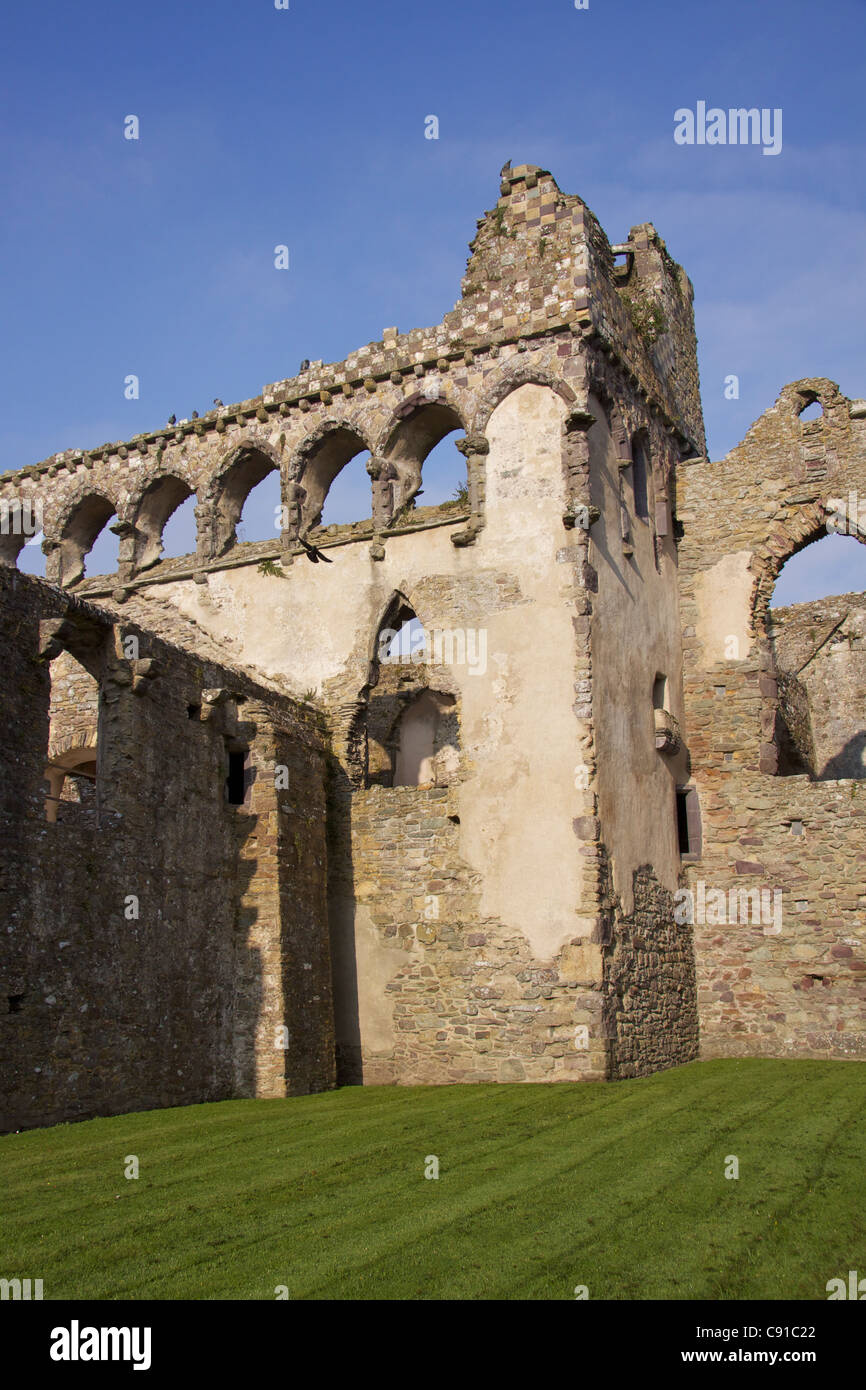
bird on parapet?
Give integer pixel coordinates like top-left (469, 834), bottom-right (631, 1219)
top-left (167, 414), bottom-right (176, 425)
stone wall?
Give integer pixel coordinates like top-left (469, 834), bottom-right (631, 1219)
top-left (677, 381), bottom-right (866, 1061)
top-left (603, 864), bottom-right (700, 1079)
top-left (0, 569), bottom-right (334, 1131)
top-left (4, 163), bottom-right (863, 1111)
top-left (329, 785), bottom-right (608, 1085)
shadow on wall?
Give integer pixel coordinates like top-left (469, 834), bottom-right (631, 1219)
top-left (325, 759), bottom-right (361, 1085)
top-left (821, 732), bottom-right (866, 781)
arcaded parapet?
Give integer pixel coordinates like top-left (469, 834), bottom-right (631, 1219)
top-left (0, 165), bottom-right (702, 595)
top-left (677, 381), bottom-right (866, 1060)
top-left (0, 569), bottom-right (334, 1131)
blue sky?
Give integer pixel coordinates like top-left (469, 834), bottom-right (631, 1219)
top-left (4, 0), bottom-right (865, 601)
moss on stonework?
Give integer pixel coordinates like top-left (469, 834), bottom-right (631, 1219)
top-left (619, 289), bottom-right (668, 347)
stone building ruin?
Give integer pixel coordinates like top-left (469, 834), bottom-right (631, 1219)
top-left (2, 163), bottom-right (865, 1130)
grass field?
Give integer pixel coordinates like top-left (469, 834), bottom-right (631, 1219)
top-left (2, 1058), bottom-right (865, 1300)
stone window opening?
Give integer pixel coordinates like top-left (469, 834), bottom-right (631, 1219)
top-left (319, 450), bottom-right (374, 529)
top-left (676, 786), bottom-right (701, 858)
top-left (212, 446), bottom-right (281, 556)
top-left (798, 399), bottom-right (823, 423)
top-left (297, 426), bottom-right (372, 537)
top-left (57, 494), bottom-right (122, 587)
top-left (653, 673), bottom-right (680, 755)
top-left (44, 647), bottom-right (101, 825)
top-left (393, 688), bottom-right (459, 788)
top-left (44, 749), bottom-right (98, 824)
top-left (630, 432), bottom-right (651, 522)
top-left (225, 745), bottom-right (249, 806)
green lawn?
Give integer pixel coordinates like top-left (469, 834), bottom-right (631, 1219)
top-left (2, 1059), bottom-right (865, 1300)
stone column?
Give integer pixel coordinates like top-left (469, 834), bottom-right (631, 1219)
top-left (451, 434), bottom-right (489, 547)
top-left (279, 480), bottom-right (305, 564)
top-left (366, 455), bottom-right (395, 560)
top-left (43, 538), bottom-right (62, 586)
top-left (109, 519), bottom-right (136, 586)
top-left (194, 499), bottom-right (217, 570)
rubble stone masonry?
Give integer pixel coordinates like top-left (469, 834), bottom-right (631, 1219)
top-left (0, 165), bottom-right (862, 1126)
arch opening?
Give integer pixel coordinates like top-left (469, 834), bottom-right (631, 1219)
top-left (59, 494), bottom-right (120, 586)
top-left (298, 427), bottom-right (370, 534)
top-left (319, 450), bottom-right (373, 528)
top-left (631, 431), bottom-right (651, 522)
top-left (213, 447), bottom-right (280, 554)
top-left (45, 648), bottom-right (100, 823)
top-left (133, 475), bottom-right (195, 570)
top-left (381, 400), bottom-right (467, 519)
top-left (159, 492), bottom-right (199, 561)
top-left (766, 531), bottom-right (866, 780)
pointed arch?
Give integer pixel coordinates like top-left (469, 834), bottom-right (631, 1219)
top-left (0, 492), bottom-right (43, 568)
top-left (366, 588), bottom-right (421, 684)
top-left (751, 500), bottom-right (836, 634)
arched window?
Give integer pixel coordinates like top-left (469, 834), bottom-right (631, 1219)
top-left (236, 470), bottom-right (282, 545)
top-left (159, 493), bottom-right (198, 560)
top-left (319, 451), bottom-right (373, 528)
top-left (297, 426), bottom-right (371, 535)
